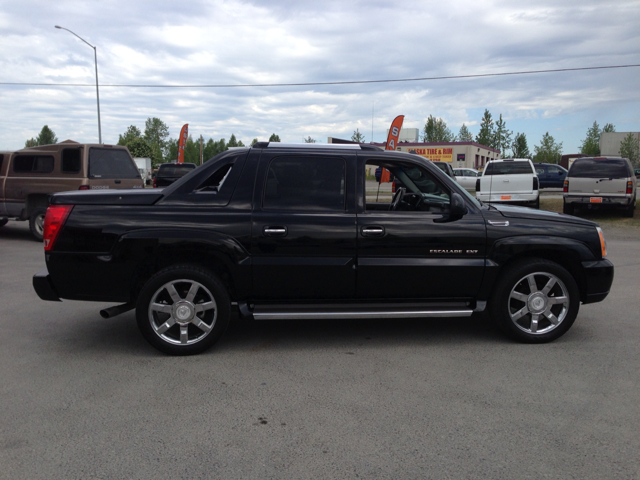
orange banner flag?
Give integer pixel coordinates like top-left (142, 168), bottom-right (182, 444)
top-left (177, 124), bottom-right (188, 164)
top-left (380, 115), bottom-right (404, 182)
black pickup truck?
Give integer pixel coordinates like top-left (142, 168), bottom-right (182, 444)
top-left (33, 143), bottom-right (614, 355)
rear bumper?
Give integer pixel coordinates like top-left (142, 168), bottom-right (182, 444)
top-left (581, 259), bottom-right (614, 304)
top-left (32, 271), bottom-right (61, 302)
top-left (476, 192), bottom-right (538, 203)
top-left (564, 195), bottom-right (634, 207)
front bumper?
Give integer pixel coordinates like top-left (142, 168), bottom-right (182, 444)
top-left (581, 259), bottom-right (614, 304)
top-left (33, 271), bottom-right (61, 302)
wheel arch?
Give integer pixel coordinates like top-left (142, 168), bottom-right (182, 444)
top-left (116, 228), bottom-right (251, 304)
top-left (483, 236), bottom-right (596, 303)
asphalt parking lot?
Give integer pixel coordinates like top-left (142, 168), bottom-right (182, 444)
top-left (1, 220), bottom-right (639, 479)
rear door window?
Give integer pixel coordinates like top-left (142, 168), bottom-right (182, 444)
top-left (89, 148), bottom-right (140, 179)
top-left (13, 155), bottom-right (54, 173)
top-left (263, 156), bottom-right (346, 211)
top-left (569, 159), bottom-right (629, 178)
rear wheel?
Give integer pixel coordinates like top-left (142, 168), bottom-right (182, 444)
top-left (562, 201), bottom-right (574, 215)
top-left (29, 207), bottom-right (47, 241)
top-left (491, 258), bottom-right (580, 343)
top-left (136, 265), bottom-right (231, 355)
top-left (0, 218), bottom-right (8, 227)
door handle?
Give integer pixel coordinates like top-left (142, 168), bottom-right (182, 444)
top-left (114, 179), bottom-right (121, 184)
top-left (361, 226), bottom-right (385, 237)
top-left (502, 179), bottom-right (510, 182)
top-left (263, 226), bottom-right (287, 237)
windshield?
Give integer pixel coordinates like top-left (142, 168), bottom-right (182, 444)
top-left (568, 158), bottom-right (629, 178)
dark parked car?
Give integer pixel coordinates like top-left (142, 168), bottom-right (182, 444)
top-left (534, 163), bottom-right (568, 188)
top-left (34, 142), bottom-right (613, 355)
top-left (153, 162), bottom-right (197, 188)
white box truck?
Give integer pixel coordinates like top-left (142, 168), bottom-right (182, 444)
top-left (133, 157), bottom-right (152, 185)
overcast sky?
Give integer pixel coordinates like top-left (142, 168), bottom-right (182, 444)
top-left (1, 0), bottom-right (639, 153)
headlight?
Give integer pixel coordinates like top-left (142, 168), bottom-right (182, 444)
top-left (596, 226), bottom-right (607, 258)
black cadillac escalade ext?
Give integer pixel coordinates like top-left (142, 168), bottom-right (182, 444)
top-left (33, 142), bottom-right (614, 355)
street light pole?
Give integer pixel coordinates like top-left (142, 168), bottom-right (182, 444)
top-left (55, 25), bottom-right (102, 144)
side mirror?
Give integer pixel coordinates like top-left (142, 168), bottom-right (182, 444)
top-left (434, 192), bottom-right (468, 223)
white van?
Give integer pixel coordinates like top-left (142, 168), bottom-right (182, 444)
top-left (133, 157), bottom-right (152, 185)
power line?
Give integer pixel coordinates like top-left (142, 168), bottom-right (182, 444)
top-left (1, 64), bottom-right (639, 89)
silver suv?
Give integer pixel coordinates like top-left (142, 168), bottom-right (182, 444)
top-left (563, 157), bottom-right (637, 217)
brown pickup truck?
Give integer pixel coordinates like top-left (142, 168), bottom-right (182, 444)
top-left (0, 140), bottom-right (144, 240)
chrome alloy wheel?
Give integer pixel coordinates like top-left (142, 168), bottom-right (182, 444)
top-left (34, 213), bottom-right (45, 236)
top-left (508, 272), bottom-right (570, 335)
top-left (147, 279), bottom-right (218, 346)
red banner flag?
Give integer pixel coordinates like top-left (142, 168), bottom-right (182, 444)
top-left (380, 115), bottom-right (404, 182)
top-left (177, 124), bottom-right (188, 164)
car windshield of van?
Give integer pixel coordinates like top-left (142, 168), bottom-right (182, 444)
top-left (484, 162), bottom-right (533, 175)
top-left (158, 164), bottom-right (197, 176)
top-left (89, 148), bottom-right (141, 179)
top-left (569, 159), bottom-right (629, 178)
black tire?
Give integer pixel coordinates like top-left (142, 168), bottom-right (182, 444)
top-left (622, 197), bottom-right (635, 218)
top-left (0, 217), bottom-right (8, 227)
top-left (491, 258), bottom-right (580, 343)
top-left (136, 265), bottom-right (231, 355)
top-left (562, 201), bottom-right (574, 215)
top-left (532, 197), bottom-right (540, 209)
top-left (29, 207), bottom-right (47, 241)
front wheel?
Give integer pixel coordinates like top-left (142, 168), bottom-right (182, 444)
top-left (491, 258), bottom-right (580, 343)
top-left (136, 265), bottom-right (231, 355)
top-left (29, 207), bottom-right (47, 241)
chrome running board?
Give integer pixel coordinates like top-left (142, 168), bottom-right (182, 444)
top-left (242, 302), bottom-right (476, 321)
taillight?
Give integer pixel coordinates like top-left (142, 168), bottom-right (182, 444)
top-left (476, 178), bottom-right (481, 191)
top-left (153, 178), bottom-right (157, 188)
top-left (533, 177), bottom-right (539, 190)
top-left (392, 181), bottom-right (396, 193)
top-left (627, 181), bottom-right (633, 194)
top-left (79, 185), bottom-right (89, 190)
top-left (563, 179), bottom-right (568, 193)
top-left (43, 205), bottom-right (73, 251)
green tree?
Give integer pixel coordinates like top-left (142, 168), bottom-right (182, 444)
top-left (126, 137), bottom-right (153, 159)
top-left (602, 123), bottom-right (616, 133)
top-left (533, 132), bottom-right (563, 164)
top-left (456, 124), bottom-right (473, 142)
top-left (118, 125), bottom-right (142, 146)
top-left (510, 132), bottom-right (531, 158)
top-left (580, 121), bottom-right (601, 156)
top-left (26, 125), bottom-right (58, 147)
top-left (475, 109), bottom-right (494, 148)
top-left (144, 117), bottom-right (170, 163)
top-left (493, 114), bottom-right (512, 156)
top-left (422, 115), bottom-right (453, 142)
top-left (227, 134), bottom-right (239, 148)
top-left (619, 133), bottom-right (640, 167)
top-left (269, 133), bottom-right (281, 142)
top-left (351, 129), bottom-right (365, 143)
top-left (304, 136), bottom-right (316, 143)
top-left (250, 138), bottom-right (259, 146)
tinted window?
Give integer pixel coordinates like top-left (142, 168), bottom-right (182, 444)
top-left (157, 164), bottom-right (197, 176)
top-left (484, 162), bottom-right (533, 175)
top-left (13, 155), bottom-right (54, 173)
top-left (0, 154), bottom-right (3, 171)
top-left (569, 159), bottom-right (629, 178)
top-left (535, 166), bottom-right (545, 175)
top-left (195, 164), bottom-right (233, 193)
top-left (263, 156), bottom-right (345, 211)
top-left (62, 149), bottom-right (81, 173)
top-left (89, 148), bottom-right (140, 179)
top-left (548, 165), bottom-right (566, 174)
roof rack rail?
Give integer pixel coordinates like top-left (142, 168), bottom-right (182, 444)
top-left (252, 142), bottom-right (384, 151)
